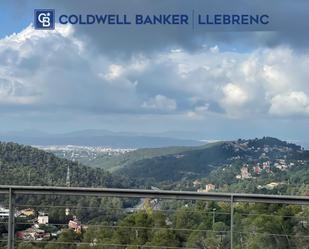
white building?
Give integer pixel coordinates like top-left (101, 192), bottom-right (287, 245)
top-left (38, 213), bottom-right (49, 225)
top-left (240, 166), bottom-right (251, 179)
top-left (198, 183), bottom-right (216, 192)
top-left (0, 206), bottom-right (9, 218)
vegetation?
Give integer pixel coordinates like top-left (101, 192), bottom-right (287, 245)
top-left (53, 142), bottom-right (223, 172)
top-left (0, 142), bottom-right (133, 188)
top-left (0, 138), bottom-right (308, 248)
top-left (76, 145), bottom-right (195, 171)
top-left (115, 137), bottom-right (309, 184)
top-left (8, 202), bottom-right (309, 249)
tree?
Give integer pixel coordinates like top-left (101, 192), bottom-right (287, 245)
top-left (151, 229), bottom-right (179, 247)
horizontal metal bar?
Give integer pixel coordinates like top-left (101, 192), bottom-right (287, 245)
top-left (0, 185), bottom-right (308, 205)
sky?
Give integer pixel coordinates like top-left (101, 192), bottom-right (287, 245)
top-left (1, 0), bottom-right (309, 142)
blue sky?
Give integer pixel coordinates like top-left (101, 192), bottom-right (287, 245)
top-left (0, 0), bottom-right (309, 143)
top-left (0, 2), bottom-right (31, 38)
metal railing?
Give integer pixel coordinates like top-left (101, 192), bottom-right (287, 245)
top-left (0, 185), bottom-right (309, 249)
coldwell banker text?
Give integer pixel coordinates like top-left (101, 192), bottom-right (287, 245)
top-left (34, 10), bottom-right (270, 30)
top-left (58, 13), bottom-right (269, 26)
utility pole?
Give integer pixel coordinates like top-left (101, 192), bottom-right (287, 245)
top-left (8, 188), bottom-right (14, 249)
top-left (65, 166), bottom-right (71, 216)
top-left (66, 165), bottom-right (71, 187)
top-left (28, 171), bottom-right (31, 184)
top-left (212, 208), bottom-right (216, 230)
top-left (230, 195), bottom-right (234, 249)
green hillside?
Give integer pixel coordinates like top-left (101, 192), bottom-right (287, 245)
top-left (74, 143), bottom-right (221, 171)
top-left (0, 140), bottom-right (308, 249)
top-left (115, 137), bottom-right (308, 184)
top-left (116, 142), bottom-right (241, 182)
top-left (0, 142), bottom-right (132, 188)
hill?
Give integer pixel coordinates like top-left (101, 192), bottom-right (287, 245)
top-left (0, 142), bottom-right (132, 188)
top-left (47, 142), bottom-right (220, 172)
top-left (115, 137), bottom-right (308, 183)
top-left (71, 144), bottom-right (216, 171)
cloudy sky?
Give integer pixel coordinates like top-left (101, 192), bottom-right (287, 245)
top-left (0, 0), bottom-right (309, 142)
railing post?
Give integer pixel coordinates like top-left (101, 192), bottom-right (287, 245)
top-left (8, 188), bottom-right (14, 249)
top-left (230, 195), bottom-right (234, 249)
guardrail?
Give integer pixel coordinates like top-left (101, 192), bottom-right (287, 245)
top-left (0, 185), bottom-right (309, 249)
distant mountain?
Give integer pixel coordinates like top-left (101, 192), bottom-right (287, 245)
top-left (0, 141), bottom-right (133, 188)
top-left (115, 137), bottom-right (309, 183)
top-left (0, 129), bottom-right (204, 148)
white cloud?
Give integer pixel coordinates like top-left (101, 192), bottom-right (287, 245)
top-left (1, 24), bottom-right (309, 120)
top-left (103, 64), bottom-right (123, 80)
top-left (142, 95), bottom-right (177, 111)
top-left (219, 83), bottom-right (249, 117)
top-left (0, 24), bottom-right (141, 112)
top-left (0, 77), bottom-right (38, 104)
top-left (269, 91), bottom-right (309, 116)
top-left (210, 45), bottom-right (219, 54)
top-left (160, 46), bottom-right (309, 118)
top-left (222, 83), bottom-right (249, 106)
top-left (185, 104), bottom-right (210, 119)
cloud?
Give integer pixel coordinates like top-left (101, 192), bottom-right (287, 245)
top-left (1, 24), bottom-right (309, 121)
top-left (221, 83), bottom-right (249, 116)
top-left (269, 91), bottom-right (309, 116)
top-left (102, 64), bottom-right (124, 80)
top-left (0, 78), bottom-right (38, 104)
top-left (142, 95), bottom-right (177, 112)
top-left (19, 0), bottom-right (307, 57)
top-left (1, 1), bottom-right (309, 140)
top-left (0, 24), bottom-right (141, 113)
top-left (222, 83), bottom-right (248, 106)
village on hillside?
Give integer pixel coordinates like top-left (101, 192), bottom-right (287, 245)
top-left (193, 157), bottom-right (306, 193)
top-left (0, 206), bottom-right (84, 242)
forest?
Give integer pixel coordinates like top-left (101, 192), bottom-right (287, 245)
top-left (0, 139), bottom-right (308, 248)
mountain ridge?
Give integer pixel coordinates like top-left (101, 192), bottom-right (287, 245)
top-left (115, 137), bottom-right (308, 183)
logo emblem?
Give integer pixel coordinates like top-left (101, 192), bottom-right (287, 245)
top-left (34, 9), bottom-right (55, 30)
